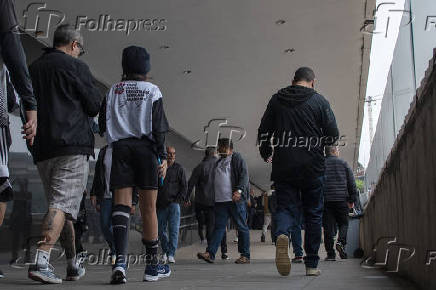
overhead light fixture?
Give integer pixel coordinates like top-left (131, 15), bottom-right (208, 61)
top-left (160, 45), bottom-right (170, 50)
top-left (275, 19), bottom-right (286, 25)
top-left (183, 70), bottom-right (192, 74)
top-left (284, 48), bottom-right (296, 54)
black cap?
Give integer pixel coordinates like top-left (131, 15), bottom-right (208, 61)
top-left (122, 45), bottom-right (150, 75)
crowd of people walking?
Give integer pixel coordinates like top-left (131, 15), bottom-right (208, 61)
top-left (0, 0), bottom-right (359, 285)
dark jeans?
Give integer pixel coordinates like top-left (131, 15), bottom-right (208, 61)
top-left (274, 176), bottom-right (324, 268)
top-left (207, 201), bottom-right (250, 259)
top-left (323, 201), bottom-right (349, 257)
top-left (11, 220), bottom-right (31, 261)
top-left (195, 203), bottom-right (227, 253)
top-left (290, 225), bottom-right (304, 257)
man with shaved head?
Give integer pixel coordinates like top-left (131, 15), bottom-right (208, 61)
top-left (157, 146), bottom-right (188, 264)
top-left (258, 67), bottom-right (339, 277)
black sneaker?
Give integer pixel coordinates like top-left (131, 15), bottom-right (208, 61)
top-left (291, 256), bottom-right (303, 263)
top-left (325, 255), bottom-right (336, 261)
top-left (0, 268), bottom-right (4, 278)
top-left (9, 258), bottom-right (25, 269)
top-left (110, 265), bottom-right (127, 284)
top-left (221, 253), bottom-right (230, 260)
top-left (336, 243), bottom-right (347, 259)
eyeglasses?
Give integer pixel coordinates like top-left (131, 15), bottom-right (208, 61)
top-left (74, 41), bottom-right (85, 56)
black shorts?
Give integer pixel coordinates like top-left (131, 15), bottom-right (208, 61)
top-left (110, 138), bottom-right (159, 190)
top-left (0, 177), bottom-right (13, 202)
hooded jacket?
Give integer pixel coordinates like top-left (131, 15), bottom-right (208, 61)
top-left (258, 85), bottom-right (339, 184)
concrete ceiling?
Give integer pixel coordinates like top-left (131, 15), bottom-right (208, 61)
top-left (15, 0), bottom-right (374, 190)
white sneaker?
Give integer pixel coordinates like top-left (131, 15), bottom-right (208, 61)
top-left (306, 267), bottom-right (321, 276)
top-left (168, 256), bottom-right (175, 264)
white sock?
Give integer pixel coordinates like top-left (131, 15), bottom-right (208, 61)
top-left (36, 249), bottom-right (50, 267)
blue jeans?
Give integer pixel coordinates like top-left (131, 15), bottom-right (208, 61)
top-left (274, 176), bottom-right (324, 268)
top-left (207, 201), bottom-right (250, 259)
top-left (290, 225), bottom-right (303, 257)
top-left (100, 198), bottom-right (115, 253)
top-left (157, 203), bottom-right (181, 257)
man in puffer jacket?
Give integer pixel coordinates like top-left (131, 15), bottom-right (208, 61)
top-left (323, 146), bottom-right (357, 261)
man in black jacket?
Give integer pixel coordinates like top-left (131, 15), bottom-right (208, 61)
top-left (157, 146), bottom-right (187, 264)
top-left (197, 138), bottom-right (250, 264)
top-left (27, 24), bottom-right (102, 284)
top-left (0, 0), bottom-right (37, 279)
top-left (258, 67), bottom-right (339, 277)
top-left (187, 147), bottom-right (228, 259)
top-left (323, 146), bottom-right (357, 261)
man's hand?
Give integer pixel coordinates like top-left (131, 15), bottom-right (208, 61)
top-left (90, 195), bottom-right (97, 208)
top-left (347, 202), bottom-right (354, 209)
top-left (130, 206), bottom-right (136, 215)
top-left (184, 201), bottom-right (191, 208)
top-left (22, 110), bottom-right (37, 146)
top-left (265, 156), bottom-right (272, 163)
top-left (232, 191), bottom-right (241, 202)
top-left (90, 195), bottom-right (100, 212)
top-left (158, 159), bottom-right (168, 179)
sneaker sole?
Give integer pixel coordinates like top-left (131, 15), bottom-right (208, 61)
top-left (143, 275), bottom-right (159, 282)
top-left (158, 269), bottom-right (171, 278)
top-left (275, 235), bottom-right (291, 276)
top-left (197, 253), bottom-right (214, 263)
top-left (28, 271), bottom-right (62, 284)
top-left (65, 274), bottom-right (84, 281)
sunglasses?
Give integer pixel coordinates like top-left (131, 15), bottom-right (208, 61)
top-left (74, 41), bottom-right (85, 56)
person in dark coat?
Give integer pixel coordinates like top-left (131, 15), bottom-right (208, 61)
top-left (187, 147), bottom-right (228, 259)
top-left (323, 146), bottom-right (357, 260)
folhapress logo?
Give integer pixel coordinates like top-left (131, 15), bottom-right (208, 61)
top-left (361, 236), bottom-right (436, 273)
top-left (19, 3), bottom-right (167, 39)
top-left (191, 119), bottom-right (247, 151)
top-left (22, 2), bottom-right (66, 38)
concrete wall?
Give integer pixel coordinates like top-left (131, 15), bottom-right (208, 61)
top-left (361, 49), bottom-right (436, 290)
top-left (364, 0), bottom-right (436, 192)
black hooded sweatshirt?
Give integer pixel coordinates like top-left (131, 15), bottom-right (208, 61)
top-left (258, 85), bottom-right (339, 185)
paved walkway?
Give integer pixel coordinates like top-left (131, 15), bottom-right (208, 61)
top-left (0, 231), bottom-right (418, 289)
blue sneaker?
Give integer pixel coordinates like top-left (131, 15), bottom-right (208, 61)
top-left (143, 264), bottom-right (158, 282)
top-left (157, 264), bottom-right (171, 278)
top-left (110, 264), bottom-right (127, 284)
top-left (28, 264), bottom-right (62, 284)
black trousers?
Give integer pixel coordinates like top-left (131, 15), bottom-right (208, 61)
top-left (195, 203), bottom-right (227, 254)
top-left (323, 201), bottom-right (349, 257)
top-left (11, 220), bottom-right (31, 261)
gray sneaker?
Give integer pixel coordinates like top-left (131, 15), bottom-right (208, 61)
top-left (66, 253), bottom-right (86, 281)
top-left (66, 264), bottom-right (85, 281)
top-left (28, 264), bottom-right (62, 284)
